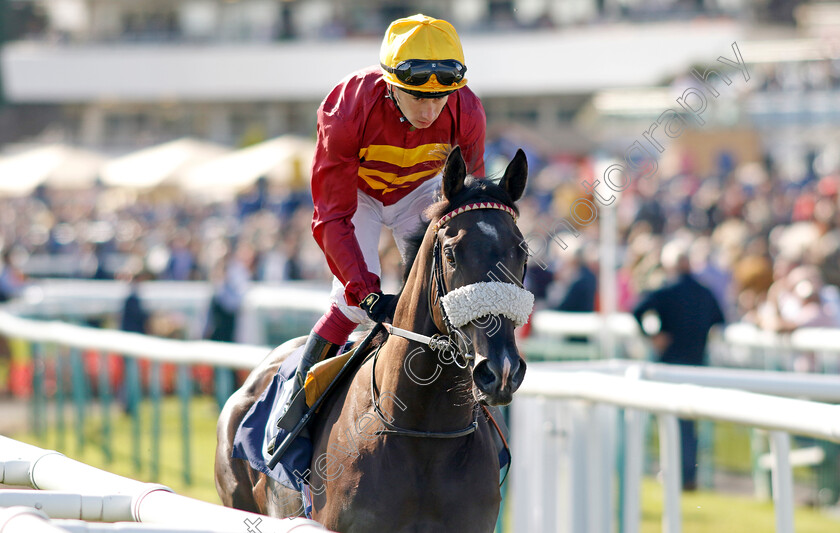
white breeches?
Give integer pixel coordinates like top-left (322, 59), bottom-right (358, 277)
top-left (331, 176), bottom-right (441, 324)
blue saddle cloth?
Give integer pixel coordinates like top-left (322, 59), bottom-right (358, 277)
top-left (231, 345), bottom-right (312, 491)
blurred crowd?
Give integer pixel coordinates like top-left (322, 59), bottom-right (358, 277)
top-left (517, 143), bottom-right (840, 336)
top-left (0, 178), bottom-right (318, 286)
top-left (2, 139), bottom-right (840, 341)
top-left (0, 179), bottom-right (325, 341)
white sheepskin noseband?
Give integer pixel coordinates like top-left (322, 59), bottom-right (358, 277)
top-left (440, 281), bottom-right (534, 328)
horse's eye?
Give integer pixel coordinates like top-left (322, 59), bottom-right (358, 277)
top-left (444, 247), bottom-right (456, 266)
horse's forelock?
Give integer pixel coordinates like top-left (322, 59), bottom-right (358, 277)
top-left (399, 177), bottom-right (519, 288)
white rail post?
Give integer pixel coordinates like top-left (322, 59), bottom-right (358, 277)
top-left (657, 414), bottom-right (682, 533)
top-left (584, 402), bottom-right (600, 533)
top-left (586, 403), bottom-right (616, 533)
top-left (548, 400), bottom-right (569, 533)
top-left (511, 396), bottom-right (545, 532)
top-left (622, 408), bottom-right (643, 533)
top-left (768, 431), bottom-right (794, 533)
top-left (533, 397), bottom-right (554, 533)
top-left (604, 404), bottom-right (618, 533)
top-left (568, 400), bottom-right (590, 533)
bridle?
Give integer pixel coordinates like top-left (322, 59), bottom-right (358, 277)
top-left (428, 201), bottom-right (522, 368)
top-left (383, 200), bottom-right (523, 368)
top-left (371, 200), bottom-right (527, 440)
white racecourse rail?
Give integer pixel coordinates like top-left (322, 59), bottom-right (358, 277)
top-left (3, 280), bottom-right (332, 345)
top-left (7, 279), bottom-right (840, 363)
top-left (511, 361), bottom-right (840, 533)
top-left (0, 299), bottom-right (329, 533)
top-left (0, 310), bottom-right (271, 370)
top-left (0, 437), bottom-right (328, 533)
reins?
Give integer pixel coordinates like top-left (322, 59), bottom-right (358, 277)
top-left (370, 343), bottom-right (479, 438)
top-left (368, 343), bottom-right (511, 487)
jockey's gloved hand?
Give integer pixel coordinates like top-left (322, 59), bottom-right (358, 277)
top-left (359, 292), bottom-right (398, 323)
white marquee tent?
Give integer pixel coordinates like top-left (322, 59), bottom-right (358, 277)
top-left (99, 138), bottom-right (230, 190)
top-left (0, 145), bottom-right (106, 196)
top-left (182, 135), bottom-right (315, 201)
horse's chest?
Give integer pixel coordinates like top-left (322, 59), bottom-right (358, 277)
top-left (319, 443), bottom-right (500, 532)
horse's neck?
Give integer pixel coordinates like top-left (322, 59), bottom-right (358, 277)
top-left (373, 241), bottom-right (476, 431)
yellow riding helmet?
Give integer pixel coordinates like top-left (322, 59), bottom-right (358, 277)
top-left (380, 14), bottom-right (468, 94)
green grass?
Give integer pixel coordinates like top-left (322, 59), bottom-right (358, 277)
top-left (713, 421), bottom-right (754, 473)
top-left (499, 477), bottom-right (840, 532)
top-left (644, 420), bottom-right (756, 475)
top-left (641, 478), bottom-right (840, 532)
top-left (656, 420), bottom-right (823, 482)
top-left (11, 396), bottom-right (222, 504)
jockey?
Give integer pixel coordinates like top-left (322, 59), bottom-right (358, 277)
top-left (274, 14), bottom-right (486, 429)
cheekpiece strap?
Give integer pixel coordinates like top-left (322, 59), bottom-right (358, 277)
top-left (433, 202), bottom-right (517, 233)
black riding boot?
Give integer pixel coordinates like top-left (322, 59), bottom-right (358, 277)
top-left (273, 331), bottom-right (340, 433)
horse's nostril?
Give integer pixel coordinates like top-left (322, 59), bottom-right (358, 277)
top-left (510, 357), bottom-right (527, 391)
top-left (473, 359), bottom-right (499, 392)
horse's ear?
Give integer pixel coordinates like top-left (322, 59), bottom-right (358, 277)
top-left (498, 149), bottom-right (528, 202)
top-left (442, 146), bottom-right (467, 200)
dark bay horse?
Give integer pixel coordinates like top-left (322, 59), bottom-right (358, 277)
top-left (216, 147), bottom-right (530, 532)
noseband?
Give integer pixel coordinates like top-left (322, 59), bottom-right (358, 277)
top-left (371, 200), bottom-right (534, 440)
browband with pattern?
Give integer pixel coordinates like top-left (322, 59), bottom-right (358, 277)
top-left (433, 202), bottom-right (518, 233)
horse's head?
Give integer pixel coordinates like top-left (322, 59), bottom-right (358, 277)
top-left (430, 146), bottom-right (531, 406)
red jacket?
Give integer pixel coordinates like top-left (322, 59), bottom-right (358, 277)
top-left (311, 66), bottom-right (486, 306)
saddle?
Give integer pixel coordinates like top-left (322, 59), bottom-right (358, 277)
top-left (231, 339), bottom-right (370, 491)
top-left (303, 350), bottom-right (355, 408)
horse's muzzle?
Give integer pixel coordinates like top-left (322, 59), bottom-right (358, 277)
top-left (472, 353), bottom-right (527, 406)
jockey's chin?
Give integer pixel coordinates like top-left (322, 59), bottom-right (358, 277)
top-left (392, 87), bottom-right (449, 130)
top-left (410, 119), bottom-right (434, 129)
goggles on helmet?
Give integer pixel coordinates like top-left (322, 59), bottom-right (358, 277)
top-left (381, 59), bottom-right (466, 87)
